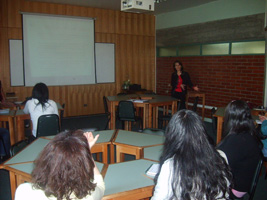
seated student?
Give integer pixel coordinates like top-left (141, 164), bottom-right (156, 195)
top-left (23, 82), bottom-right (58, 138)
top-left (259, 114), bottom-right (267, 157)
top-left (15, 130), bottom-right (105, 200)
top-left (217, 100), bottom-right (262, 199)
top-left (152, 110), bottom-right (232, 200)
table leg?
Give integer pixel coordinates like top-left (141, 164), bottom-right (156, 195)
top-left (102, 145), bottom-right (108, 164)
top-left (110, 102), bottom-right (115, 130)
top-left (148, 105), bottom-right (153, 128)
top-left (8, 117), bottom-right (15, 146)
top-left (16, 117), bottom-right (25, 143)
top-left (109, 144), bottom-right (115, 164)
top-left (9, 171), bottom-right (16, 200)
top-left (216, 116), bottom-right (223, 144)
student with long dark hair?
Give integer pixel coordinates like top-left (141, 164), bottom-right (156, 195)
top-left (217, 100), bottom-right (262, 199)
top-left (23, 82), bottom-right (58, 138)
top-left (171, 60), bottom-right (199, 110)
top-left (15, 130), bottom-right (105, 200)
top-left (152, 110), bottom-right (232, 200)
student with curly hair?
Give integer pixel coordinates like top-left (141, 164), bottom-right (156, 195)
top-left (15, 130), bottom-right (105, 200)
top-left (152, 110), bottom-right (232, 200)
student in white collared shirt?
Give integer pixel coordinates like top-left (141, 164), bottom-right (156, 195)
top-left (23, 82), bottom-right (58, 138)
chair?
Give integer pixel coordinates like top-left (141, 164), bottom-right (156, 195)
top-left (10, 140), bottom-right (28, 157)
top-left (255, 128), bottom-right (267, 179)
top-left (118, 101), bottom-right (142, 131)
top-left (142, 128), bottom-right (165, 136)
top-left (117, 92), bottom-right (127, 96)
top-left (103, 96), bottom-right (111, 130)
top-left (229, 155), bottom-right (263, 200)
top-left (36, 114), bottom-right (60, 137)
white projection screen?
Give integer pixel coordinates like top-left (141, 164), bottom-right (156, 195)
top-left (22, 13), bottom-right (95, 86)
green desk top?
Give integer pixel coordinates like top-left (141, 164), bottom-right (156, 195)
top-left (115, 130), bottom-right (164, 147)
top-left (7, 161), bottom-right (104, 177)
top-left (104, 159), bottom-right (156, 196)
top-left (5, 138), bottom-right (50, 165)
top-left (43, 130), bottom-right (115, 143)
top-left (0, 110), bottom-right (15, 116)
top-left (143, 145), bottom-right (163, 162)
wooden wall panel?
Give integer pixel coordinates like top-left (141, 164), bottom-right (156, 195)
top-left (1, 0), bottom-right (155, 117)
top-left (0, 0), bottom-right (7, 28)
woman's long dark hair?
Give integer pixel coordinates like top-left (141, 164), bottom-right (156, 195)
top-left (224, 100), bottom-right (255, 136)
top-left (156, 110), bottom-right (232, 200)
top-left (32, 82), bottom-right (49, 109)
top-left (32, 130), bottom-right (96, 200)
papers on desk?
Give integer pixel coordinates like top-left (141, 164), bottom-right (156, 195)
top-left (146, 163), bottom-right (160, 178)
top-left (0, 109), bottom-right (10, 114)
top-left (256, 120), bottom-right (262, 124)
top-left (128, 99), bottom-right (149, 103)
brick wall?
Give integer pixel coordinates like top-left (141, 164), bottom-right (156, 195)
top-left (156, 55), bottom-right (265, 113)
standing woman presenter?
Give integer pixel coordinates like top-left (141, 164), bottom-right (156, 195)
top-left (171, 60), bottom-right (199, 110)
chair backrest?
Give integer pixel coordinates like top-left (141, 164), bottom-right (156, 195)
top-left (142, 128), bottom-right (165, 136)
top-left (192, 96), bottom-right (199, 112)
top-left (248, 155), bottom-right (263, 200)
top-left (10, 140), bottom-right (28, 157)
top-left (103, 96), bottom-right (109, 114)
top-left (118, 101), bottom-right (135, 121)
top-left (36, 114), bottom-right (60, 137)
top-left (211, 107), bottom-right (217, 135)
top-left (117, 92), bottom-right (127, 96)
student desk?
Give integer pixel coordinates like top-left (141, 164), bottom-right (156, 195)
top-left (214, 107), bottom-right (259, 144)
top-left (0, 110), bottom-right (16, 145)
top-left (107, 95), bottom-right (178, 129)
top-left (113, 130), bottom-right (164, 162)
top-left (143, 145), bottom-right (163, 162)
top-left (103, 159), bottom-right (157, 200)
top-left (2, 132), bottom-right (161, 200)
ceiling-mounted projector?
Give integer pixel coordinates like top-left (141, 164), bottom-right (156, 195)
top-left (121, 0), bottom-right (154, 13)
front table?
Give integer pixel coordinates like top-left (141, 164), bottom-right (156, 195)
top-left (107, 95), bottom-right (178, 129)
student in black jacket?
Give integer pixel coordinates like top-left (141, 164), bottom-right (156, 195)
top-left (171, 60), bottom-right (198, 110)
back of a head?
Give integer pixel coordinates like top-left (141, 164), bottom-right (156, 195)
top-left (31, 130), bottom-right (96, 200)
top-left (164, 109), bottom-right (209, 157)
top-left (224, 100), bottom-right (254, 135)
top-left (32, 82), bottom-right (49, 107)
top-left (161, 110), bottom-right (231, 199)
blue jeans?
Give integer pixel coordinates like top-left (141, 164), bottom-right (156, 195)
top-left (0, 128), bottom-right (10, 157)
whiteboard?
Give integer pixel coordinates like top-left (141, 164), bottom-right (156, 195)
top-left (95, 43), bottom-right (115, 83)
top-left (9, 40), bottom-right (24, 86)
top-left (9, 40), bottom-right (115, 86)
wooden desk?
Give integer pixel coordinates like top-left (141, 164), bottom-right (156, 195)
top-left (113, 130), bottom-right (164, 162)
top-left (214, 107), bottom-right (259, 144)
top-left (107, 95), bottom-right (178, 129)
top-left (103, 159), bottom-right (156, 200)
top-left (186, 91), bottom-right (206, 120)
top-left (0, 110), bottom-right (16, 145)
